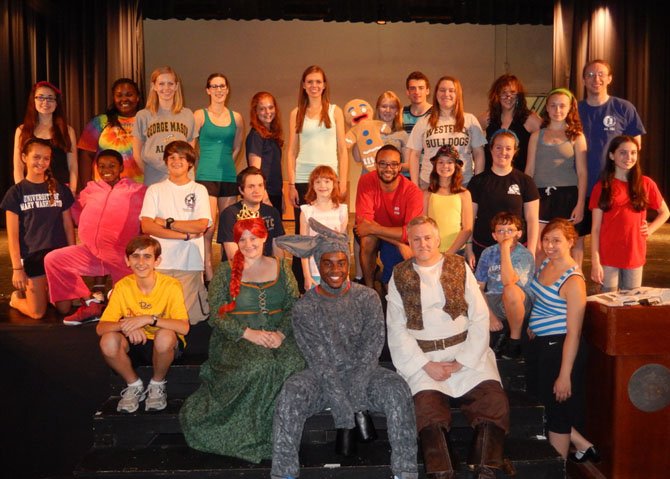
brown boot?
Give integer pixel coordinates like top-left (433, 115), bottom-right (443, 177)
top-left (419, 424), bottom-right (456, 479)
top-left (467, 422), bottom-right (516, 478)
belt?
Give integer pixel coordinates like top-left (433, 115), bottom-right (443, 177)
top-left (416, 331), bottom-right (468, 353)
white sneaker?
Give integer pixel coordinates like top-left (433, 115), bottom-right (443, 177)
top-left (145, 381), bottom-right (167, 411)
top-left (117, 383), bottom-right (145, 413)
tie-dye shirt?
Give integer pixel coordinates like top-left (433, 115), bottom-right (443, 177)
top-left (78, 114), bottom-right (142, 183)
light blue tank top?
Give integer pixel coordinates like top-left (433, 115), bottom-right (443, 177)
top-left (295, 104), bottom-right (337, 183)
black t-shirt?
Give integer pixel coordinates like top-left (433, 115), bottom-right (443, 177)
top-left (468, 168), bottom-right (539, 248)
top-left (484, 116), bottom-right (532, 173)
top-left (245, 128), bottom-right (283, 196)
top-left (0, 179), bottom-right (74, 257)
top-left (217, 201), bottom-right (285, 260)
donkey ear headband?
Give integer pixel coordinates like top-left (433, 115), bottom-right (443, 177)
top-left (275, 218), bottom-right (349, 264)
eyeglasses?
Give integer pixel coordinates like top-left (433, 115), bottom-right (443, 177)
top-left (585, 71), bottom-right (608, 79)
top-left (500, 92), bottom-right (518, 99)
top-left (495, 228), bottom-right (518, 235)
top-left (208, 84), bottom-right (228, 90)
top-left (377, 161), bottom-right (401, 169)
top-left (35, 95), bottom-right (57, 103)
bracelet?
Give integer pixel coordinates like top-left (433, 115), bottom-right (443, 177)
top-left (466, 241), bottom-right (473, 244)
top-left (12, 267), bottom-right (23, 270)
top-left (288, 183), bottom-right (295, 186)
top-left (151, 315), bottom-right (159, 327)
top-left (184, 232), bottom-right (190, 241)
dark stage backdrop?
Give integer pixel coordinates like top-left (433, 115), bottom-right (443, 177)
top-left (2, 0), bottom-right (668, 225)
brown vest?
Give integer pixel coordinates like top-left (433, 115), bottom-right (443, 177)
top-left (394, 254), bottom-right (468, 330)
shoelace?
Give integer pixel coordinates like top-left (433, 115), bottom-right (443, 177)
top-left (120, 385), bottom-right (144, 398)
top-left (147, 383), bottom-right (165, 398)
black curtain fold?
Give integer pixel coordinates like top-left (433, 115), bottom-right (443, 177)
top-left (0, 0), bottom-right (142, 226)
top-left (554, 0), bottom-right (669, 197)
top-left (2, 0), bottom-right (667, 219)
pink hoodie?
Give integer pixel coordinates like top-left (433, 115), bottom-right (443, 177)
top-left (72, 178), bottom-right (147, 259)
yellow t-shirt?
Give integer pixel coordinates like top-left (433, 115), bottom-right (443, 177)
top-left (100, 272), bottom-right (189, 344)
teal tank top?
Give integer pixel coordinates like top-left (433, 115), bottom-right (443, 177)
top-left (195, 108), bottom-right (237, 182)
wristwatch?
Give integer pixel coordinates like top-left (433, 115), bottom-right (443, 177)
top-left (151, 315), bottom-right (159, 327)
top-left (165, 217), bottom-right (175, 230)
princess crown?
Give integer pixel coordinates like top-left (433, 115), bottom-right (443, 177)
top-left (236, 204), bottom-right (261, 220)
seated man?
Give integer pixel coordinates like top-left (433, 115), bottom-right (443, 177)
top-left (272, 218), bottom-right (418, 479)
top-left (140, 141), bottom-right (212, 324)
top-left (475, 212), bottom-right (534, 359)
top-left (45, 149), bottom-right (146, 325)
top-left (218, 166), bottom-right (285, 261)
top-left (387, 216), bottom-right (513, 479)
top-left (355, 145), bottom-right (423, 292)
top-left (97, 235), bottom-right (190, 413)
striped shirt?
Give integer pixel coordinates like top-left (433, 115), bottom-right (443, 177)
top-left (529, 260), bottom-right (583, 336)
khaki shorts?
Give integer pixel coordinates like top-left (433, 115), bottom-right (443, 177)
top-left (158, 269), bottom-right (210, 325)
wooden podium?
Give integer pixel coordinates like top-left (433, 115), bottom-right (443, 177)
top-left (583, 302), bottom-right (670, 479)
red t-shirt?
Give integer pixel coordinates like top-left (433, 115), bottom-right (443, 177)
top-left (355, 172), bottom-right (423, 242)
top-left (589, 176), bottom-right (663, 268)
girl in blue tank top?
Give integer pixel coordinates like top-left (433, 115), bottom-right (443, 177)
top-left (527, 218), bottom-right (600, 464)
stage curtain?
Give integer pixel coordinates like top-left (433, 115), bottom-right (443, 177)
top-left (553, 0), bottom-right (669, 196)
top-left (0, 0), bottom-right (144, 207)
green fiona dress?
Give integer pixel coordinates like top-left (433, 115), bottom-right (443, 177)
top-left (179, 257), bottom-right (305, 462)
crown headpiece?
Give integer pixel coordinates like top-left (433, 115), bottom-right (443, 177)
top-left (236, 204), bottom-right (260, 221)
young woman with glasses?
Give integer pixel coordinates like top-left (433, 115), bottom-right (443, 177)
top-left (479, 74), bottom-right (542, 173)
top-left (13, 81), bottom-right (78, 194)
top-left (193, 73), bottom-right (245, 282)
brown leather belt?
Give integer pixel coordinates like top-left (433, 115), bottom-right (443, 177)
top-left (416, 331), bottom-right (468, 352)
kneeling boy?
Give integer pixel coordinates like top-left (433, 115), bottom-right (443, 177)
top-left (475, 212), bottom-right (534, 359)
top-left (96, 235), bottom-right (190, 413)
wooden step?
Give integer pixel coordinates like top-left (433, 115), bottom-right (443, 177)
top-left (74, 436), bottom-right (564, 479)
top-left (92, 389), bottom-right (543, 448)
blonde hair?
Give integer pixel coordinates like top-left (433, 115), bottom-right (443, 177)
top-left (374, 91), bottom-right (404, 132)
top-left (146, 66), bottom-right (185, 114)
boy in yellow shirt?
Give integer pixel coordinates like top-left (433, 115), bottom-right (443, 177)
top-left (97, 235), bottom-right (190, 413)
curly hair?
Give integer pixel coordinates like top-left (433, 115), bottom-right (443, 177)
top-left (486, 74), bottom-right (531, 130)
top-left (541, 88), bottom-right (583, 141)
top-left (541, 217), bottom-right (578, 245)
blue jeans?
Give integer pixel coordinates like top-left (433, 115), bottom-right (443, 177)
top-left (602, 265), bottom-right (643, 292)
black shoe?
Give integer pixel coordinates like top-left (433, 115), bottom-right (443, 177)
top-left (499, 338), bottom-right (522, 360)
top-left (569, 446), bottom-right (601, 463)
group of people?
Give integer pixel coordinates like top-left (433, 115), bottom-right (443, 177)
top-left (3, 59), bottom-right (669, 478)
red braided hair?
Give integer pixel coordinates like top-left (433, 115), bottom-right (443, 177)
top-left (218, 217), bottom-right (268, 314)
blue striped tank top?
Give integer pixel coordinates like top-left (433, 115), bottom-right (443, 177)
top-left (529, 259), bottom-right (583, 336)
